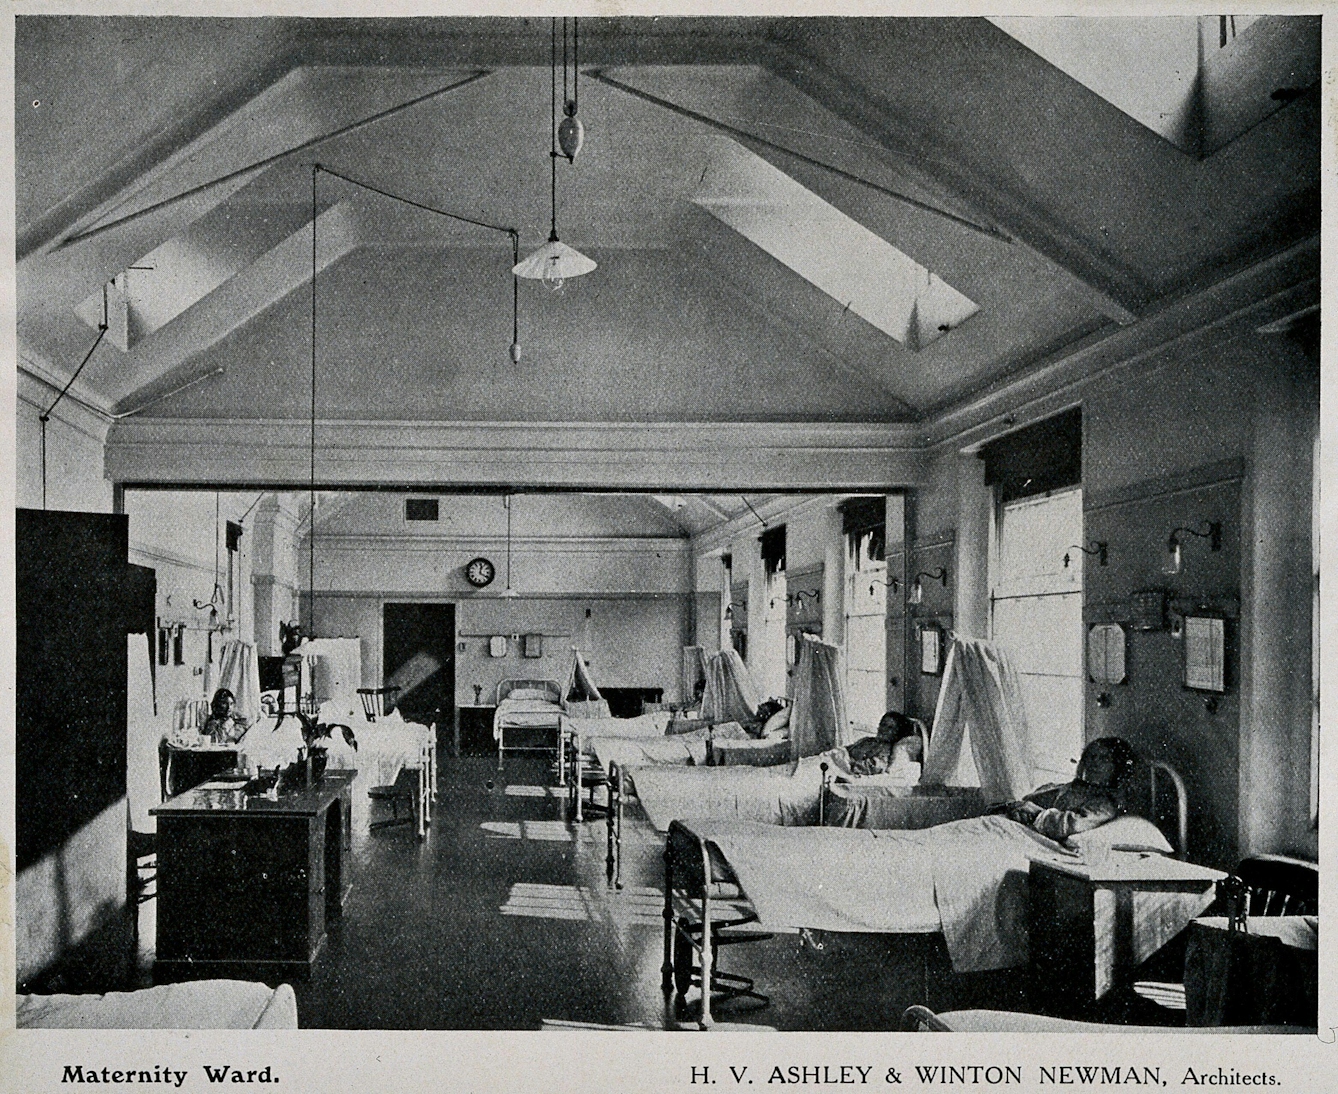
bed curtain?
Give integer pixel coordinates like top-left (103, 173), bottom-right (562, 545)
top-left (217, 640), bottom-right (262, 725)
top-left (922, 636), bottom-right (1032, 803)
top-left (789, 634), bottom-right (850, 761)
top-left (564, 648), bottom-right (604, 703)
top-left (699, 648), bottom-right (760, 724)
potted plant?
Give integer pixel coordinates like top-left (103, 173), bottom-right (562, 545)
top-left (275, 709), bottom-right (357, 785)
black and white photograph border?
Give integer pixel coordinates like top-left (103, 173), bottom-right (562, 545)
top-left (3, 1), bottom-right (1334, 1091)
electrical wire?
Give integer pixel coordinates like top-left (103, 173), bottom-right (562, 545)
top-left (39, 323), bottom-right (108, 509)
top-left (50, 71), bottom-right (493, 254)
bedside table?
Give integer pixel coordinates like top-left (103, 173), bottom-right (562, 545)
top-left (1029, 852), bottom-right (1225, 1016)
top-left (455, 705), bottom-right (496, 757)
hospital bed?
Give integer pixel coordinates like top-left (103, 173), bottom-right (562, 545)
top-left (245, 707), bottom-right (437, 839)
top-left (494, 678), bottom-right (565, 771)
top-left (604, 749), bottom-right (928, 888)
top-left (900, 1006), bottom-right (1309, 1034)
top-left (662, 759), bottom-right (1198, 1028)
top-left (17, 980), bottom-right (299, 1028)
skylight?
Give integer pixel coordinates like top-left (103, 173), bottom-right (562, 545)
top-left (692, 138), bottom-right (978, 352)
top-left (989, 16), bottom-right (1320, 157)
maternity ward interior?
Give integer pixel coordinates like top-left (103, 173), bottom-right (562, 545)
top-left (11, 14), bottom-right (1324, 1033)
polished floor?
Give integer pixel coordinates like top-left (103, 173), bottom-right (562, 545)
top-left (273, 749), bottom-right (1028, 1030)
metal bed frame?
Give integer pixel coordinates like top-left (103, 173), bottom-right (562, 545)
top-left (494, 678), bottom-right (564, 772)
top-left (660, 756), bottom-right (1190, 1029)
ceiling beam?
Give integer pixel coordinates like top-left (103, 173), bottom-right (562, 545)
top-left (766, 37), bottom-right (1149, 326)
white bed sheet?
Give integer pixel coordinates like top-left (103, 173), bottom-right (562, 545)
top-left (493, 698), bottom-right (564, 740)
top-left (691, 815), bottom-right (1201, 975)
top-left (17, 981), bottom-right (298, 1029)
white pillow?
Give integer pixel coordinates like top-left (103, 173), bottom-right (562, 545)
top-left (508, 687), bottom-right (551, 702)
top-left (762, 707), bottom-right (791, 737)
top-left (1067, 815), bottom-right (1173, 856)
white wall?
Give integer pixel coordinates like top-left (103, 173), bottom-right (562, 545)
top-left (908, 319), bottom-right (1316, 865)
top-left (299, 493), bottom-right (695, 708)
top-left (16, 374), bottom-right (112, 512)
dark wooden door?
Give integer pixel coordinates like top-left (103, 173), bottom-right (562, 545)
top-left (382, 602), bottom-right (455, 724)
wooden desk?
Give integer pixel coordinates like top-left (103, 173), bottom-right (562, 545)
top-left (152, 771), bottom-right (355, 982)
top-left (1029, 853), bottom-right (1224, 1016)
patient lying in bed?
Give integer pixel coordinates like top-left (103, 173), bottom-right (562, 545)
top-left (994, 736), bottom-right (1137, 841)
top-left (845, 712), bottom-right (924, 776)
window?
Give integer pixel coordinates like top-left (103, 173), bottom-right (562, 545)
top-left (989, 15), bottom-right (1319, 157)
top-left (693, 138), bottom-right (977, 350)
top-left (845, 536), bottom-right (888, 731)
top-left (842, 497), bottom-right (889, 731)
top-left (990, 487), bottom-right (1085, 786)
top-left (405, 498), bottom-right (439, 522)
top-left (757, 525), bottom-right (788, 700)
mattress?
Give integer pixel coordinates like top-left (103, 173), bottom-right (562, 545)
top-left (824, 782), bottom-right (987, 829)
top-left (494, 698), bottom-right (564, 740)
top-left (16, 981), bottom-right (299, 1029)
top-left (631, 762), bottom-right (823, 832)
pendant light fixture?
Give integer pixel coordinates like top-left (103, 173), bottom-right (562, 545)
top-left (513, 17), bottom-right (596, 290)
top-left (556, 17), bottom-right (584, 163)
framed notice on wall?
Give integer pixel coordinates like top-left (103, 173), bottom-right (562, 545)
top-left (1183, 616), bottom-right (1226, 692)
top-left (920, 625), bottom-right (944, 675)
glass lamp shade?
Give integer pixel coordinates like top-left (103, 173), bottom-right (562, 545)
top-left (512, 238), bottom-right (597, 288)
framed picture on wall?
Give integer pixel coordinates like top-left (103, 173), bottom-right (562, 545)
top-left (919, 624), bottom-right (944, 675)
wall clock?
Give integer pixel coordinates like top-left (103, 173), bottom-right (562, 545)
top-left (465, 557), bottom-right (496, 589)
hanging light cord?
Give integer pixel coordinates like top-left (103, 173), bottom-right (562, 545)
top-left (312, 163), bottom-right (520, 356)
top-left (38, 322), bottom-right (108, 510)
top-left (47, 70), bottom-right (493, 257)
top-left (309, 164), bottom-right (318, 637)
top-left (550, 17), bottom-right (559, 241)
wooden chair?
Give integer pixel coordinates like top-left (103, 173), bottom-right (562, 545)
top-left (1132, 854), bottom-right (1318, 1014)
top-left (358, 686), bottom-right (400, 722)
top-left (368, 768), bottom-right (416, 832)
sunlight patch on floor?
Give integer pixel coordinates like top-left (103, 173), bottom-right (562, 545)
top-left (504, 784), bottom-right (564, 798)
top-left (481, 820), bottom-right (575, 841)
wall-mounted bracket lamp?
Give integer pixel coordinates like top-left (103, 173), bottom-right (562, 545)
top-left (1063, 541), bottom-right (1108, 568)
top-left (868, 575), bottom-right (900, 596)
top-left (786, 590), bottom-right (821, 606)
top-left (1163, 521), bottom-right (1222, 575)
top-left (723, 601), bottom-right (746, 621)
top-left (908, 568), bottom-right (949, 605)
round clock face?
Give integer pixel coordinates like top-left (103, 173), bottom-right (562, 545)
top-left (465, 557), bottom-right (496, 589)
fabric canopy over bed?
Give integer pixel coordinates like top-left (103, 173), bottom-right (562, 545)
top-left (699, 649), bottom-right (759, 725)
top-left (789, 634), bottom-right (849, 761)
top-left (563, 648), bottom-right (604, 705)
top-left (922, 636), bottom-right (1032, 803)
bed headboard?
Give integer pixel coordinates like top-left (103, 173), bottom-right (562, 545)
top-left (1120, 754), bottom-right (1188, 858)
top-left (496, 678), bottom-right (562, 705)
top-left (1148, 759), bottom-right (1188, 859)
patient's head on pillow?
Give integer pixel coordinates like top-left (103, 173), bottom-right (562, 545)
top-left (1076, 737), bottom-right (1138, 792)
top-left (874, 711), bottom-right (923, 762)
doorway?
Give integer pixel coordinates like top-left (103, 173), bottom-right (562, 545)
top-left (383, 602), bottom-right (456, 725)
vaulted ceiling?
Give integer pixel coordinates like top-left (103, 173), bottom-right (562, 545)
top-left (17, 16), bottom-right (1320, 431)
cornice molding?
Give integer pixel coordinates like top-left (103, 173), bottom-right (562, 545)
top-left (922, 236), bottom-right (1320, 454)
top-left (105, 418), bottom-right (929, 491)
top-left (310, 534), bottom-right (690, 554)
top-left (98, 235), bottom-right (1318, 499)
